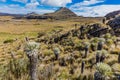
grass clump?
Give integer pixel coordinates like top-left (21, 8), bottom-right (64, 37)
top-left (3, 39), bottom-right (15, 44)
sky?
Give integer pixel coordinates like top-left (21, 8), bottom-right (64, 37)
top-left (0, 0), bottom-right (120, 17)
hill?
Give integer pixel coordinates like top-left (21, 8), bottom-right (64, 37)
top-left (44, 7), bottom-right (77, 19)
top-left (105, 10), bottom-right (120, 36)
top-left (0, 12), bottom-right (24, 17)
top-left (105, 10), bottom-right (120, 20)
top-left (25, 7), bottom-right (77, 20)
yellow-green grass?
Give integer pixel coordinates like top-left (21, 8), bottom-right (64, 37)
top-left (0, 16), bottom-right (102, 44)
top-left (0, 32), bottom-right (38, 44)
top-left (0, 18), bottom-right (83, 43)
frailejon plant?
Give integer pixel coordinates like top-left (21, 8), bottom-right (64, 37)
top-left (83, 42), bottom-right (90, 58)
top-left (97, 38), bottom-right (105, 50)
top-left (90, 38), bottom-right (98, 51)
top-left (100, 50), bottom-right (108, 62)
top-left (53, 47), bottom-right (60, 60)
top-left (81, 61), bottom-right (85, 74)
top-left (95, 63), bottom-right (112, 80)
top-left (96, 51), bottom-right (101, 63)
top-left (24, 41), bottom-right (40, 80)
top-left (96, 50), bottom-right (107, 63)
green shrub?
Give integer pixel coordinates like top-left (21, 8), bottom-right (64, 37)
top-left (37, 32), bottom-right (45, 38)
top-left (44, 49), bottom-right (53, 56)
top-left (3, 39), bottom-right (15, 44)
top-left (96, 63), bottom-right (112, 77)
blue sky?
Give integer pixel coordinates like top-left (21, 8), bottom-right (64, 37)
top-left (0, 0), bottom-right (120, 17)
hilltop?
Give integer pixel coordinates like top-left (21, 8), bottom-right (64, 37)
top-left (44, 7), bottom-right (77, 19)
top-left (25, 7), bottom-right (77, 20)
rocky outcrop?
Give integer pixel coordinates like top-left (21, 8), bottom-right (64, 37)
top-left (105, 10), bottom-right (120, 36)
top-left (105, 10), bottom-right (120, 20)
top-left (107, 16), bottom-right (120, 36)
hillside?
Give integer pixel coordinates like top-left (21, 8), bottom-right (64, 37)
top-left (105, 10), bottom-right (120, 20)
top-left (44, 7), bottom-right (77, 19)
top-left (25, 7), bottom-right (77, 20)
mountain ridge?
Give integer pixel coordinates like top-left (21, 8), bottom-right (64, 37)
top-left (105, 10), bottom-right (120, 20)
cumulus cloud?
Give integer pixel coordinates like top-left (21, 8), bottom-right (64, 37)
top-left (40, 0), bottom-right (72, 7)
top-left (69, 0), bottom-right (120, 17)
top-left (12, 0), bottom-right (28, 3)
top-left (12, 0), bottom-right (40, 8)
top-left (71, 5), bottom-right (120, 17)
top-left (9, 4), bottom-right (20, 8)
top-left (0, 0), bottom-right (6, 2)
top-left (70, 0), bottom-right (104, 9)
top-left (31, 0), bottom-right (38, 3)
top-left (26, 2), bottom-right (39, 8)
top-left (12, 0), bottom-right (72, 7)
top-left (0, 5), bottom-right (54, 14)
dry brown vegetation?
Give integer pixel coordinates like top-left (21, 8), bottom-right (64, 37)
top-left (0, 16), bottom-right (119, 80)
top-left (0, 16), bottom-right (101, 43)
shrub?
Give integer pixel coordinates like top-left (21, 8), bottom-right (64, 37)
top-left (96, 63), bottom-right (112, 77)
top-left (3, 39), bottom-right (15, 44)
top-left (37, 32), bottom-right (45, 38)
top-left (104, 33), bottom-right (111, 39)
top-left (106, 39), bottom-right (113, 46)
top-left (43, 49), bottom-right (53, 56)
top-left (74, 41), bottom-right (84, 50)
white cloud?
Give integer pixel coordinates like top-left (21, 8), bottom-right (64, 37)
top-left (26, 2), bottom-right (39, 8)
top-left (0, 0), bottom-right (6, 2)
top-left (9, 4), bottom-right (20, 8)
top-left (12, 0), bottom-right (28, 3)
top-left (71, 5), bottom-right (120, 17)
top-left (40, 0), bottom-right (72, 7)
top-left (12, 0), bottom-right (40, 8)
top-left (69, 0), bottom-right (120, 17)
top-left (31, 0), bottom-right (38, 3)
top-left (0, 5), bottom-right (54, 14)
top-left (70, 0), bottom-right (104, 9)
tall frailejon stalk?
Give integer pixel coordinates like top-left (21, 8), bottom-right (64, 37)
top-left (100, 55), bottom-right (105, 62)
top-left (24, 41), bottom-right (40, 80)
top-left (53, 47), bottom-right (60, 60)
top-left (97, 38), bottom-right (105, 50)
top-left (84, 42), bottom-right (90, 58)
top-left (96, 51), bottom-right (101, 63)
top-left (81, 61), bottom-right (85, 74)
top-left (80, 25), bottom-right (84, 39)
